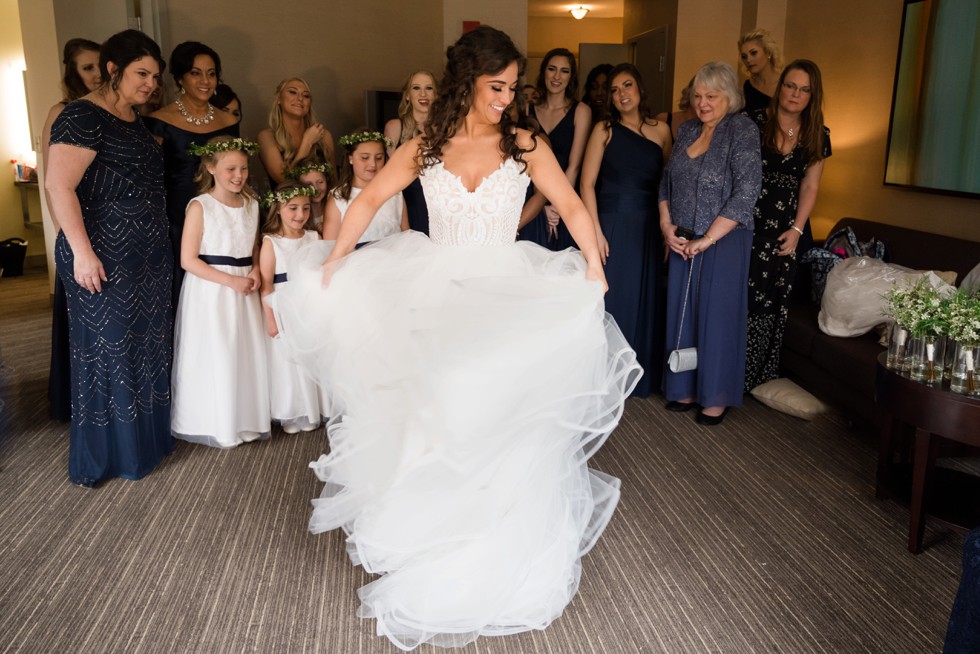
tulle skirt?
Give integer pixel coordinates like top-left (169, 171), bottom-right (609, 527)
top-left (275, 231), bottom-right (640, 650)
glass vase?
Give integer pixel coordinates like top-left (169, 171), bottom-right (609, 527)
top-left (949, 342), bottom-right (979, 397)
top-left (902, 336), bottom-right (921, 374)
top-left (909, 336), bottom-right (946, 386)
top-left (886, 323), bottom-right (910, 370)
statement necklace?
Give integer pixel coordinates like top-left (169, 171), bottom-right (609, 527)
top-left (176, 98), bottom-right (215, 126)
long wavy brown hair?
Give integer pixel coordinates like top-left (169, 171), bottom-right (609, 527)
top-left (420, 26), bottom-right (534, 172)
top-left (761, 59), bottom-right (826, 166)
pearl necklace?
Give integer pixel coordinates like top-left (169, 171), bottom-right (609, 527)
top-left (176, 98), bottom-right (215, 126)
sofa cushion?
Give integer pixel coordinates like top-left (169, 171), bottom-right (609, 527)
top-left (809, 328), bottom-right (882, 398)
top-left (785, 303), bottom-right (820, 360)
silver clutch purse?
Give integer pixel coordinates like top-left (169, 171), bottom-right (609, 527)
top-left (668, 255), bottom-right (702, 373)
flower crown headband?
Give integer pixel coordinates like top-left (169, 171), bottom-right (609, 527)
top-left (338, 131), bottom-right (393, 150)
top-left (285, 161), bottom-right (333, 179)
top-left (260, 185), bottom-right (317, 209)
top-left (187, 137), bottom-right (260, 157)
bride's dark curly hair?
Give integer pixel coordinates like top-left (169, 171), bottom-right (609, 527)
top-left (420, 26), bottom-right (535, 171)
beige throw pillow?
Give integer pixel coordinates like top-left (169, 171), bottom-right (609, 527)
top-left (751, 378), bottom-right (828, 421)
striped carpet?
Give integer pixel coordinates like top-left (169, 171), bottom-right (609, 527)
top-left (0, 270), bottom-right (968, 653)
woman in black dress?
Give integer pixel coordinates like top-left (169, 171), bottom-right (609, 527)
top-left (738, 29), bottom-right (781, 113)
top-left (744, 60), bottom-right (830, 391)
top-left (581, 63), bottom-right (672, 397)
top-left (519, 48), bottom-right (591, 250)
top-left (45, 30), bottom-right (174, 486)
top-left (144, 41), bottom-right (239, 305)
top-left (41, 37), bottom-right (102, 421)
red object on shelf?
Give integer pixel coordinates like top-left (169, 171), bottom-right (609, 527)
top-left (463, 21), bottom-right (480, 33)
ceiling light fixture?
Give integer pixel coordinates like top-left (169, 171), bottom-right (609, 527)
top-left (570, 6), bottom-right (589, 20)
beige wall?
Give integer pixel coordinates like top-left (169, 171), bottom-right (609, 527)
top-left (784, 0), bottom-right (980, 242)
top-left (527, 16), bottom-right (623, 58)
top-left (0, 0), bottom-right (44, 258)
top-left (674, 0), bottom-right (744, 102)
top-left (443, 0), bottom-right (527, 53)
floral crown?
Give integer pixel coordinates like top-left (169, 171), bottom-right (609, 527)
top-left (338, 130), bottom-right (393, 150)
top-left (285, 161), bottom-right (333, 179)
top-left (187, 137), bottom-right (260, 157)
top-left (260, 185), bottom-right (317, 209)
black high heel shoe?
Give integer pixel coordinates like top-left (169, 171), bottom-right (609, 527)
top-left (696, 408), bottom-right (729, 426)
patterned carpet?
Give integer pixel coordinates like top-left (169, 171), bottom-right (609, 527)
top-left (0, 270), bottom-right (967, 653)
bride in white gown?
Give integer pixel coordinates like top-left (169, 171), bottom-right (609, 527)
top-left (274, 26), bottom-right (641, 651)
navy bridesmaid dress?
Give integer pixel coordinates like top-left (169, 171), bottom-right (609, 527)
top-left (520, 102), bottom-right (579, 251)
top-left (596, 122), bottom-right (666, 398)
top-left (51, 100), bottom-right (174, 486)
top-left (143, 117), bottom-right (238, 310)
top-left (403, 176), bottom-right (429, 235)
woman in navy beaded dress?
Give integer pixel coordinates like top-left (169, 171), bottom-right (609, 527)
top-left (519, 48), bottom-right (591, 250)
top-left (144, 41), bottom-right (239, 306)
top-left (45, 30), bottom-right (174, 486)
top-left (581, 63), bottom-right (672, 398)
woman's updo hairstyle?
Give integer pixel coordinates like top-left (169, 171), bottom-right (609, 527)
top-left (99, 29), bottom-right (166, 92)
top-left (421, 26), bottom-right (534, 171)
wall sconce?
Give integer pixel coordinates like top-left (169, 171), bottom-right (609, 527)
top-left (570, 6), bottom-right (589, 20)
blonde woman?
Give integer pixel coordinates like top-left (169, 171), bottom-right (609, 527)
top-left (258, 77), bottom-right (335, 184)
top-left (383, 70), bottom-right (436, 233)
top-left (384, 70), bottom-right (437, 151)
top-left (738, 28), bottom-right (782, 112)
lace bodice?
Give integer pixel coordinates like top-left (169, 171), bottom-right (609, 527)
top-left (420, 159), bottom-right (530, 246)
top-left (192, 193), bottom-right (259, 258)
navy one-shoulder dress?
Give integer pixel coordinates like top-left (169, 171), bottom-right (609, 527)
top-left (596, 122), bottom-right (666, 398)
top-left (143, 117), bottom-right (239, 308)
top-left (520, 102), bottom-right (579, 250)
top-left (51, 100), bottom-right (174, 486)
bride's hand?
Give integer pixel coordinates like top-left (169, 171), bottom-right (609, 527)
top-left (320, 261), bottom-right (336, 288)
top-left (585, 261), bottom-right (608, 293)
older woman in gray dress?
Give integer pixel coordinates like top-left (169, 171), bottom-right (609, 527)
top-left (658, 61), bottom-right (762, 426)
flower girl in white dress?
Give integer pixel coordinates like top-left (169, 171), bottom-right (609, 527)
top-left (321, 131), bottom-right (407, 244)
top-left (276, 27), bottom-right (640, 651)
top-left (171, 137), bottom-right (270, 448)
top-left (258, 182), bottom-right (323, 433)
top-left (286, 159), bottom-right (331, 232)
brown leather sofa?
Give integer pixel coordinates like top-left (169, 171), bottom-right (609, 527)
top-left (781, 217), bottom-right (979, 428)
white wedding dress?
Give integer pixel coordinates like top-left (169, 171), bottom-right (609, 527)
top-left (275, 158), bottom-right (641, 650)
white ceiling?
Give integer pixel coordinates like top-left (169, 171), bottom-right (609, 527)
top-left (528, 1), bottom-right (625, 19)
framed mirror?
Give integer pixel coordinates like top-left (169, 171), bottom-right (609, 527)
top-left (884, 0), bottom-right (980, 198)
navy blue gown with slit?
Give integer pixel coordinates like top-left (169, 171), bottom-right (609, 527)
top-left (51, 100), bottom-right (174, 486)
top-left (596, 122), bottom-right (666, 398)
top-left (520, 102), bottom-right (579, 251)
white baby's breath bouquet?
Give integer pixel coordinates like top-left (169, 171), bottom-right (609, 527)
top-left (943, 290), bottom-right (980, 345)
top-left (883, 278), bottom-right (947, 338)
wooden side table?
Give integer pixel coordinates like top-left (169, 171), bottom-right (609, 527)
top-left (875, 352), bottom-right (980, 553)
